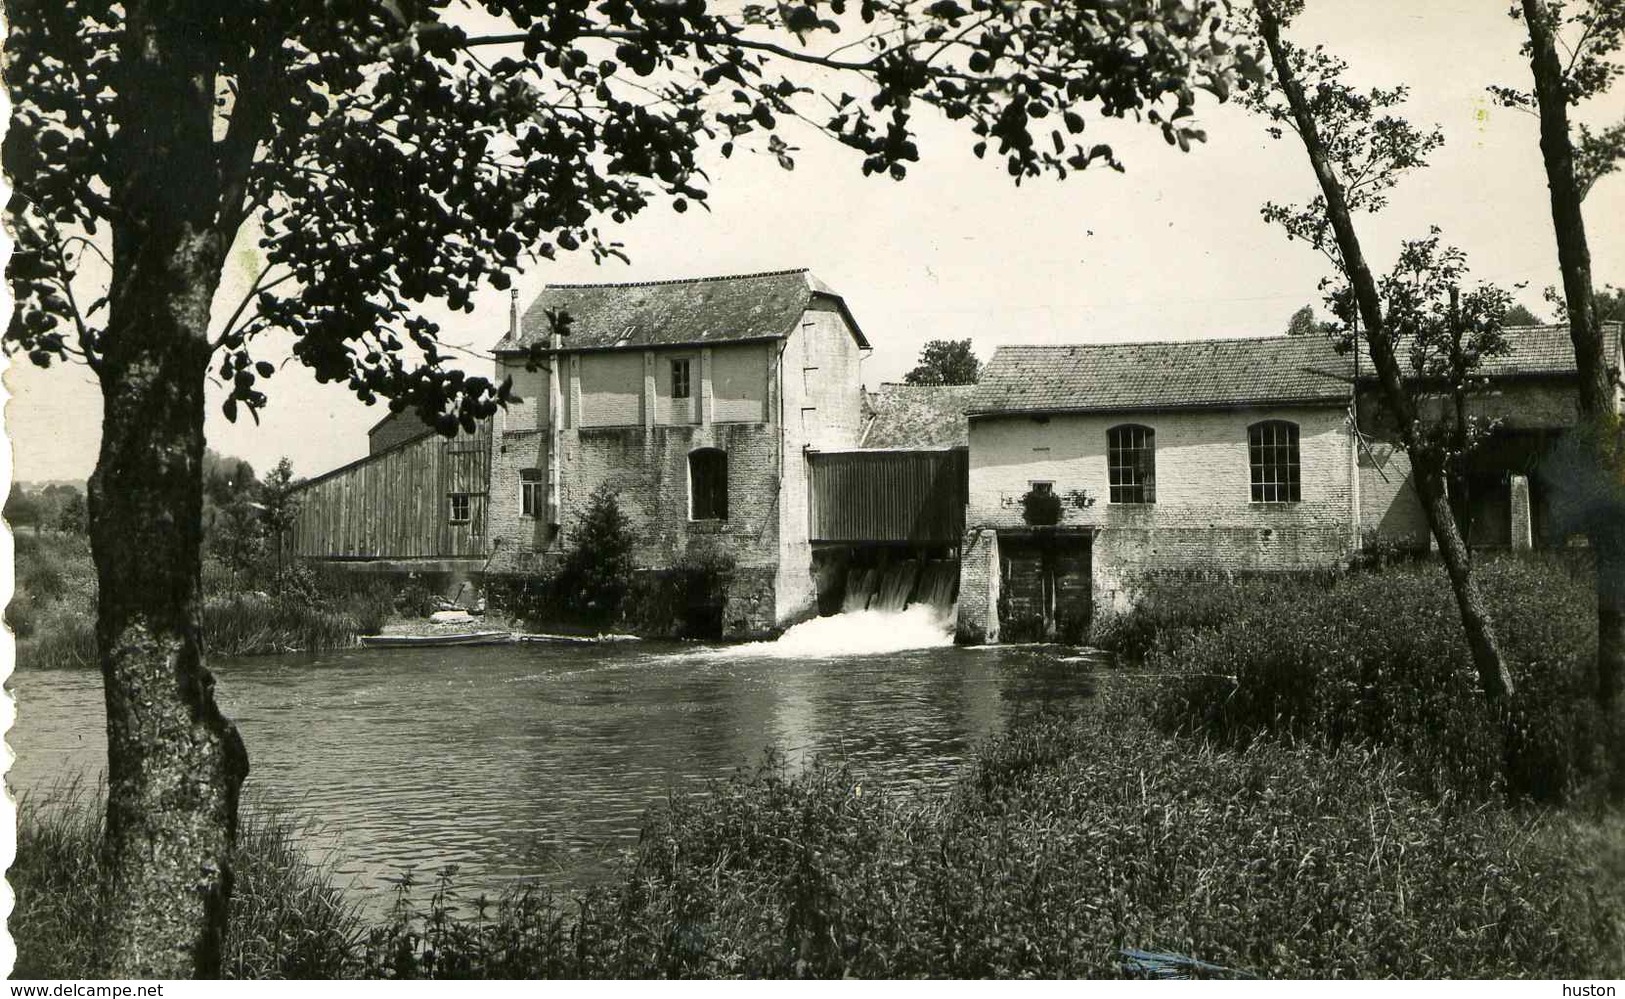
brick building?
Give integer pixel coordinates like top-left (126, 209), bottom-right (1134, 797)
top-left (955, 325), bottom-right (1624, 645)
top-left (484, 268), bottom-right (870, 637)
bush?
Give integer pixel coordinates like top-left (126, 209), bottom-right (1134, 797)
top-left (1119, 556), bottom-right (1602, 802)
top-left (1019, 488), bottom-right (1061, 526)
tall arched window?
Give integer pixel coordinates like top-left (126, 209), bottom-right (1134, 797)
top-left (1107, 424), bottom-right (1156, 504)
top-left (1248, 420), bottom-right (1300, 502)
top-left (689, 448), bottom-right (729, 521)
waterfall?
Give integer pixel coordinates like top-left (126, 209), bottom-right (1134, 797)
top-left (841, 567), bottom-right (878, 613)
top-left (704, 556), bottom-right (961, 659)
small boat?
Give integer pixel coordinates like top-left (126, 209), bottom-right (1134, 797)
top-left (360, 631), bottom-right (515, 648)
top-left (517, 632), bottom-right (642, 645)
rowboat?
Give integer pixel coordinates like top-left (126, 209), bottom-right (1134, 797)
top-left (360, 631), bottom-right (515, 648)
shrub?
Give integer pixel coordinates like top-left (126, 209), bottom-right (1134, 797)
top-left (554, 485), bottom-right (637, 626)
top-left (1019, 488), bottom-right (1061, 526)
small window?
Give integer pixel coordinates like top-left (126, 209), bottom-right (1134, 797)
top-left (520, 469), bottom-right (543, 518)
top-left (448, 493), bottom-right (471, 524)
top-left (689, 447), bottom-right (728, 521)
top-left (671, 358), bottom-right (691, 400)
top-left (1249, 420), bottom-right (1301, 502)
top-left (1108, 425), bottom-right (1156, 504)
top-left (1029, 480), bottom-right (1054, 496)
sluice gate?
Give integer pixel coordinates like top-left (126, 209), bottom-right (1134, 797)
top-left (807, 447), bottom-right (968, 616)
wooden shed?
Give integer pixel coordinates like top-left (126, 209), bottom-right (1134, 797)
top-left (289, 421), bottom-right (491, 560)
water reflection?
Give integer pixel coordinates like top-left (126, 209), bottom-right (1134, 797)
top-left (7, 640), bottom-right (1102, 912)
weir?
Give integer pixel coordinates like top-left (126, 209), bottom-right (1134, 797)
top-left (840, 558), bottom-right (957, 615)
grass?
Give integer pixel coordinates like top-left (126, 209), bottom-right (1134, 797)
top-left (1095, 554), bottom-right (1604, 803)
top-left (351, 708), bottom-right (1624, 979)
top-left (13, 705), bottom-right (1623, 979)
top-left (8, 532), bottom-right (401, 668)
top-left (10, 781), bottom-right (360, 979)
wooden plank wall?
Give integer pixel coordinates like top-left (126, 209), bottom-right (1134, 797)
top-left (290, 424), bottom-right (491, 559)
top-left (809, 448), bottom-right (968, 544)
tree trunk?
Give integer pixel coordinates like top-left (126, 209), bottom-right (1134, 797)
top-left (89, 2), bottom-right (250, 976)
top-left (1521, 0), bottom-right (1625, 796)
top-left (1254, 0), bottom-right (1515, 706)
top-left (90, 235), bottom-right (249, 978)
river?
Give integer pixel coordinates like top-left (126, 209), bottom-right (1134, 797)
top-left (6, 609), bottom-right (1102, 912)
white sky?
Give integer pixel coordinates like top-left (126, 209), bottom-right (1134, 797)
top-left (5, 0), bottom-right (1625, 484)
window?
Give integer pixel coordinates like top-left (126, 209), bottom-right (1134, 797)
top-left (1249, 420), bottom-right (1301, 502)
top-left (689, 448), bottom-right (728, 521)
top-left (1029, 480), bottom-right (1054, 496)
top-left (671, 358), bottom-right (691, 400)
top-left (448, 492), bottom-right (471, 524)
top-left (1108, 425), bottom-right (1156, 504)
top-left (520, 468), bottom-right (543, 518)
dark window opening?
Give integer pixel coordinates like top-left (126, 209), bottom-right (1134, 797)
top-left (689, 448), bottom-right (728, 521)
top-left (520, 469), bottom-right (542, 518)
top-left (1108, 424), bottom-right (1156, 504)
top-left (448, 492), bottom-right (471, 524)
top-left (672, 358), bottom-right (692, 400)
top-left (1029, 480), bottom-right (1054, 496)
top-left (1249, 420), bottom-right (1301, 503)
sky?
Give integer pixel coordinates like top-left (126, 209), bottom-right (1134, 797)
top-left (5, 0), bottom-right (1625, 486)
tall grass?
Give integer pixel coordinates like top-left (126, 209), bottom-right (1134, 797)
top-left (202, 595), bottom-right (368, 658)
top-left (10, 782), bottom-right (361, 978)
top-left (1097, 555), bottom-right (1602, 802)
top-left (358, 711), bottom-right (1623, 980)
top-left (13, 711), bottom-right (1622, 979)
top-left (9, 533), bottom-right (405, 667)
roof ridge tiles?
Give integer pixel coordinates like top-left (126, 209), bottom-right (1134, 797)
top-left (995, 334), bottom-right (1329, 352)
top-left (541, 267), bottom-right (811, 290)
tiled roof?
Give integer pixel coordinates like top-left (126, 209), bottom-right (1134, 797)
top-left (860, 383), bottom-right (975, 448)
top-left (971, 323), bottom-right (1623, 417)
top-left (493, 268), bottom-right (868, 353)
top-left (971, 336), bottom-right (1356, 416)
top-left (1373, 322), bottom-right (1624, 378)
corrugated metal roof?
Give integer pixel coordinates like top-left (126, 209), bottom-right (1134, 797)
top-left (493, 268), bottom-right (868, 353)
top-left (971, 336), bottom-right (1354, 415)
top-left (861, 383), bottom-right (975, 448)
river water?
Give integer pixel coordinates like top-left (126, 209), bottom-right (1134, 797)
top-left (6, 609), bottom-right (1102, 912)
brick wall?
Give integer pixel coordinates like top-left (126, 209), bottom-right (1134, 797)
top-left (964, 404), bottom-right (1358, 613)
top-left (954, 528), bottom-right (1000, 644)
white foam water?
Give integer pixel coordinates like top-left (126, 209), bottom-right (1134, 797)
top-left (708, 603), bottom-right (957, 660)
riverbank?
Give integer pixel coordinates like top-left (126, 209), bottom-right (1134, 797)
top-left (14, 693), bottom-right (1622, 978)
top-left (8, 533), bottom-right (435, 668)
